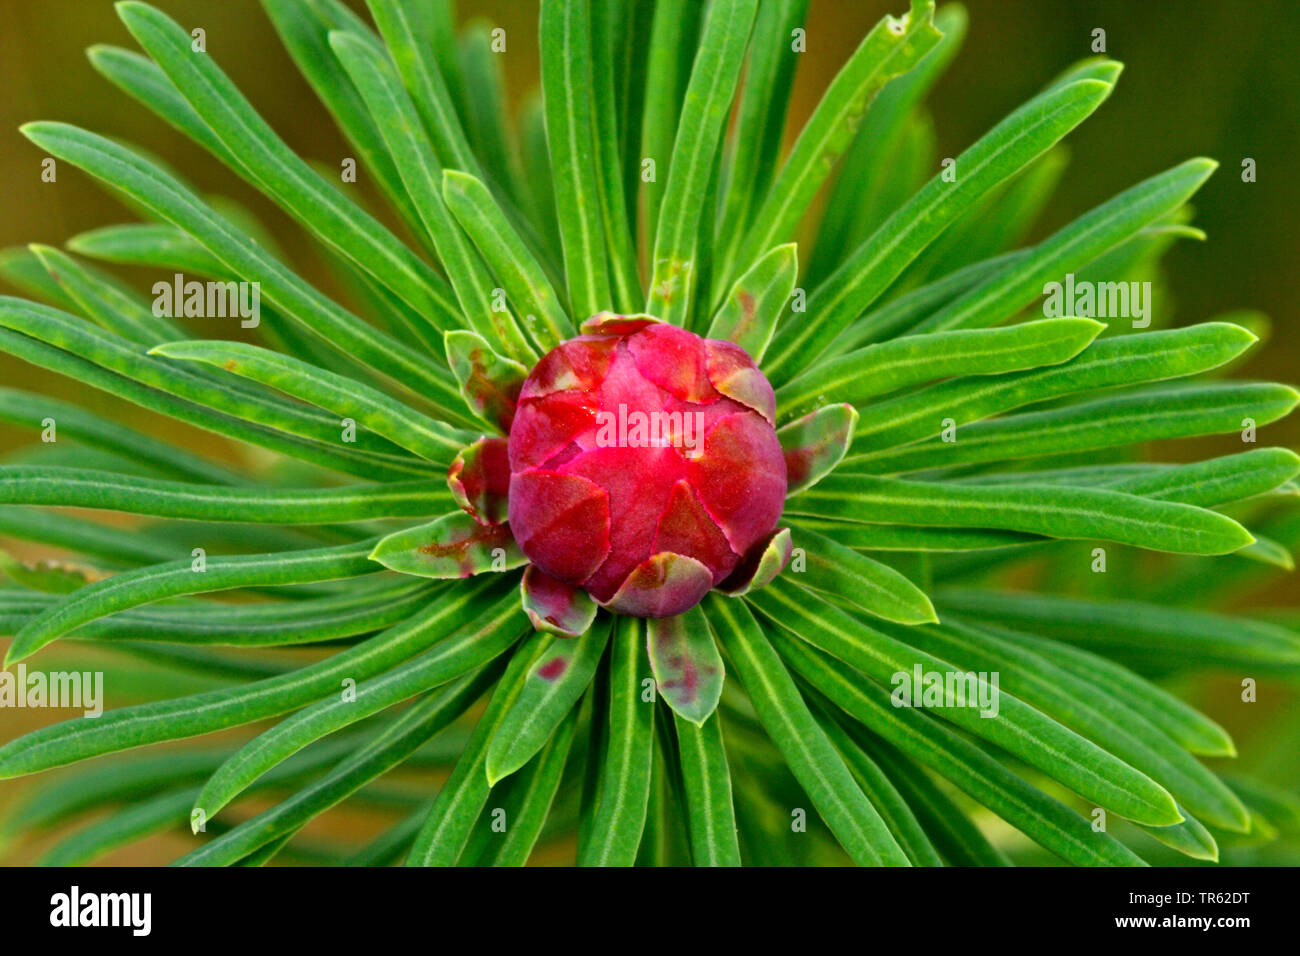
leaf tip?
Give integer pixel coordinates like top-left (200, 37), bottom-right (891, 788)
top-left (3, 641), bottom-right (31, 668)
top-left (772, 242), bottom-right (798, 263)
top-left (17, 121), bottom-right (51, 146)
top-left (1067, 77), bottom-right (1116, 107)
top-left (441, 168), bottom-right (477, 191)
top-left (1231, 528), bottom-right (1258, 552)
top-left (484, 750), bottom-right (513, 788)
top-left (114, 1), bottom-right (151, 29)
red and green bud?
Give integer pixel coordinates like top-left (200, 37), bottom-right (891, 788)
top-left (505, 314), bottom-right (787, 617)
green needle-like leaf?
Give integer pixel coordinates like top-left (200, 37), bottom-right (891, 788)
top-left (792, 525), bottom-right (938, 624)
top-left (486, 616), bottom-right (612, 785)
top-left (6, 538), bottom-right (384, 665)
top-left (763, 77), bottom-right (1114, 383)
top-left (329, 29), bottom-right (535, 363)
top-left (838, 250), bottom-right (1024, 352)
top-left (911, 158), bottom-right (1218, 334)
top-left (706, 243), bottom-right (797, 363)
top-left (258, 0), bottom-right (432, 253)
top-left (407, 631), bottom-right (552, 866)
top-left (116, 2), bottom-right (458, 327)
top-left (768, 627), bottom-right (1146, 866)
top-left (849, 321), bottom-right (1259, 453)
top-left (957, 447), bottom-right (1300, 503)
top-left (192, 593), bottom-right (525, 822)
top-left (458, 21), bottom-right (529, 209)
top-left (0, 246), bottom-right (82, 312)
top-left (588, 0), bottom-right (642, 312)
top-left (811, 698), bottom-right (945, 866)
top-left (28, 244), bottom-right (181, 345)
top-left (673, 711), bottom-right (741, 867)
top-left (365, 0), bottom-right (480, 177)
top-left (854, 731), bottom-right (1012, 866)
top-left (41, 787), bottom-right (205, 867)
top-left (857, 382), bottom-right (1299, 474)
top-left (638, 0), bottom-right (704, 249)
top-left (1118, 448), bottom-right (1300, 505)
top-left (476, 704), bottom-right (581, 867)
top-left (0, 508), bottom-right (176, 568)
top-left (1225, 777), bottom-right (1300, 835)
top-left (84, 43), bottom-right (253, 185)
top-left (646, 605), bottom-right (726, 725)
top-left (0, 466), bottom-right (451, 523)
top-left (1, 578), bottom-right (436, 648)
top-left (751, 580), bottom-right (1183, 826)
top-left (0, 297), bottom-right (436, 479)
top-left (66, 222), bottom-right (238, 279)
top-left (646, 0), bottom-right (758, 326)
top-left (897, 145), bottom-right (1064, 291)
top-left (0, 577), bottom-right (511, 777)
top-left (777, 318), bottom-right (1103, 423)
top-left (443, 170), bottom-right (574, 351)
top-left (808, 2), bottom-right (968, 287)
top-left (793, 473), bottom-right (1254, 555)
top-left (577, 616), bottom-right (656, 866)
top-left (938, 590), bottom-right (1300, 670)
top-left (518, 91), bottom-right (562, 251)
top-left (180, 665), bottom-right (500, 867)
top-left (985, 627), bottom-right (1235, 757)
top-left (900, 617), bottom-right (1249, 831)
top-left (712, 0), bottom-right (808, 291)
top-left (0, 748), bottom-right (235, 842)
top-left (369, 513), bottom-right (526, 579)
top-left (729, 0), bottom-right (942, 284)
top-left (1137, 810), bottom-right (1219, 863)
top-left (151, 340), bottom-right (477, 464)
top-left (0, 387), bottom-right (237, 485)
top-left (540, 0), bottom-right (612, 319)
top-left (18, 123), bottom-right (473, 425)
top-left (707, 594), bottom-right (911, 865)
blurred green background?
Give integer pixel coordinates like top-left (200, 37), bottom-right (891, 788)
top-left (0, 0), bottom-right (1296, 864)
